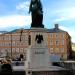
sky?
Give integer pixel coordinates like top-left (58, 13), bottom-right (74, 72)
top-left (0, 0), bottom-right (75, 43)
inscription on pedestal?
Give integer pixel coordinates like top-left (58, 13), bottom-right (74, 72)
top-left (35, 51), bottom-right (45, 54)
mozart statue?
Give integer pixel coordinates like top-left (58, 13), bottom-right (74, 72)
top-left (29, 0), bottom-right (44, 28)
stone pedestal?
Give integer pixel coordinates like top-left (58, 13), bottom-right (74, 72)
top-left (28, 46), bottom-right (50, 69)
top-left (26, 28), bottom-right (50, 69)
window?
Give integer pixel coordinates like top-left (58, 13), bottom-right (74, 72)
top-left (9, 42), bottom-right (11, 46)
top-left (25, 35), bottom-right (28, 40)
top-left (12, 48), bottom-right (15, 53)
top-left (0, 36), bottom-right (2, 40)
top-left (12, 41), bottom-right (15, 46)
top-left (5, 36), bottom-right (8, 40)
top-left (60, 48), bottom-right (64, 52)
top-left (50, 48), bottom-right (53, 53)
top-left (56, 33), bottom-right (59, 38)
top-left (20, 48), bottom-right (23, 53)
top-left (8, 36), bottom-right (11, 40)
top-left (16, 36), bottom-right (19, 40)
top-left (7, 48), bottom-right (11, 53)
top-left (16, 48), bottom-right (19, 53)
top-left (50, 33), bottom-right (53, 38)
top-left (56, 40), bottom-right (59, 45)
top-left (17, 41), bottom-right (20, 46)
top-left (1, 36), bottom-right (4, 40)
top-left (5, 42), bottom-right (9, 46)
top-left (0, 43), bottom-right (1, 46)
top-left (1, 48), bottom-right (5, 53)
top-left (61, 40), bottom-right (64, 45)
top-left (12, 36), bottom-right (16, 40)
top-left (23, 48), bottom-right (27, 53)
top-left (1, 42), bottom-right (4, 46)
top-left (22, 36), bottom-right (25, 41)
top-left (0, 42), bottom-right (2, 46)
top-left (50, 40), bottom-right (53, 45)
top-left (62, 34), bottom-right (64, 38)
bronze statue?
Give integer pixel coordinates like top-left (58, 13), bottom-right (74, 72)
top-left (29, 0), bottom-right (44, 28)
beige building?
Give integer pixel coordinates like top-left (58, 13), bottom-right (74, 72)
top-left (47, 24), bottom-right (72, 61)
top-left (0, 29), bottom-right (29, 60)
top-left (0, 24), bottom-right (72, 61)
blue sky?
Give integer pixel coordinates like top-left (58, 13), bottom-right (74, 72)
top-left (0, 0), bottom-right (75, 43)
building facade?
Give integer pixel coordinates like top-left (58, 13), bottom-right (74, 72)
top-left (0, 29), bottom-right (29, 60)
top-left (48, 24), bottom-right (72, 61)
top-left (0, 24), bottom-right (72, 61)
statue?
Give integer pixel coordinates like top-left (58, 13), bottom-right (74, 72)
top-left (29, 0), bottom-right (44, 28)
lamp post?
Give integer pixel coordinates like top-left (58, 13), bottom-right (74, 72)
top-left (11, 33), bottom-right (12, 59)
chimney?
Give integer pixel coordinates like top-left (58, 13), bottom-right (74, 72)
top-left (55, 24), bottom-right (59, 29)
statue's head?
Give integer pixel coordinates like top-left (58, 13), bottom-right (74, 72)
top-left (32, 0), bottom-right (36, 2)
top-left (32, 0), bottom-right (39, 2)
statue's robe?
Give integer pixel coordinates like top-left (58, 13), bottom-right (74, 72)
top-left (29, 0), bottom-right (44, 28)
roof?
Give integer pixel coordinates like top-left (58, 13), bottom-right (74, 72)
top-left (48, 28), bottom-right (67, 33)
top-left (0, 26), bottom-right (69, 35)
top-left (4, 29), bottom-right (24, 34)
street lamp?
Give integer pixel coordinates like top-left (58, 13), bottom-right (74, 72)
top-left (8, 32), bottom-right (12, 59)
top-left (11, 33), bottom-right (12, 59)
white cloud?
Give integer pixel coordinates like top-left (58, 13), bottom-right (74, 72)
top-left (54, 17), bottom-right (67, 22)
top-left (59, 25), bottom-right (75, 43)
top-left (54, 7), bottom-right (75, 22)
top-left (0, 15), bottom-right (31, 28)
top-left (16, 1), bottom-right (30, 12)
